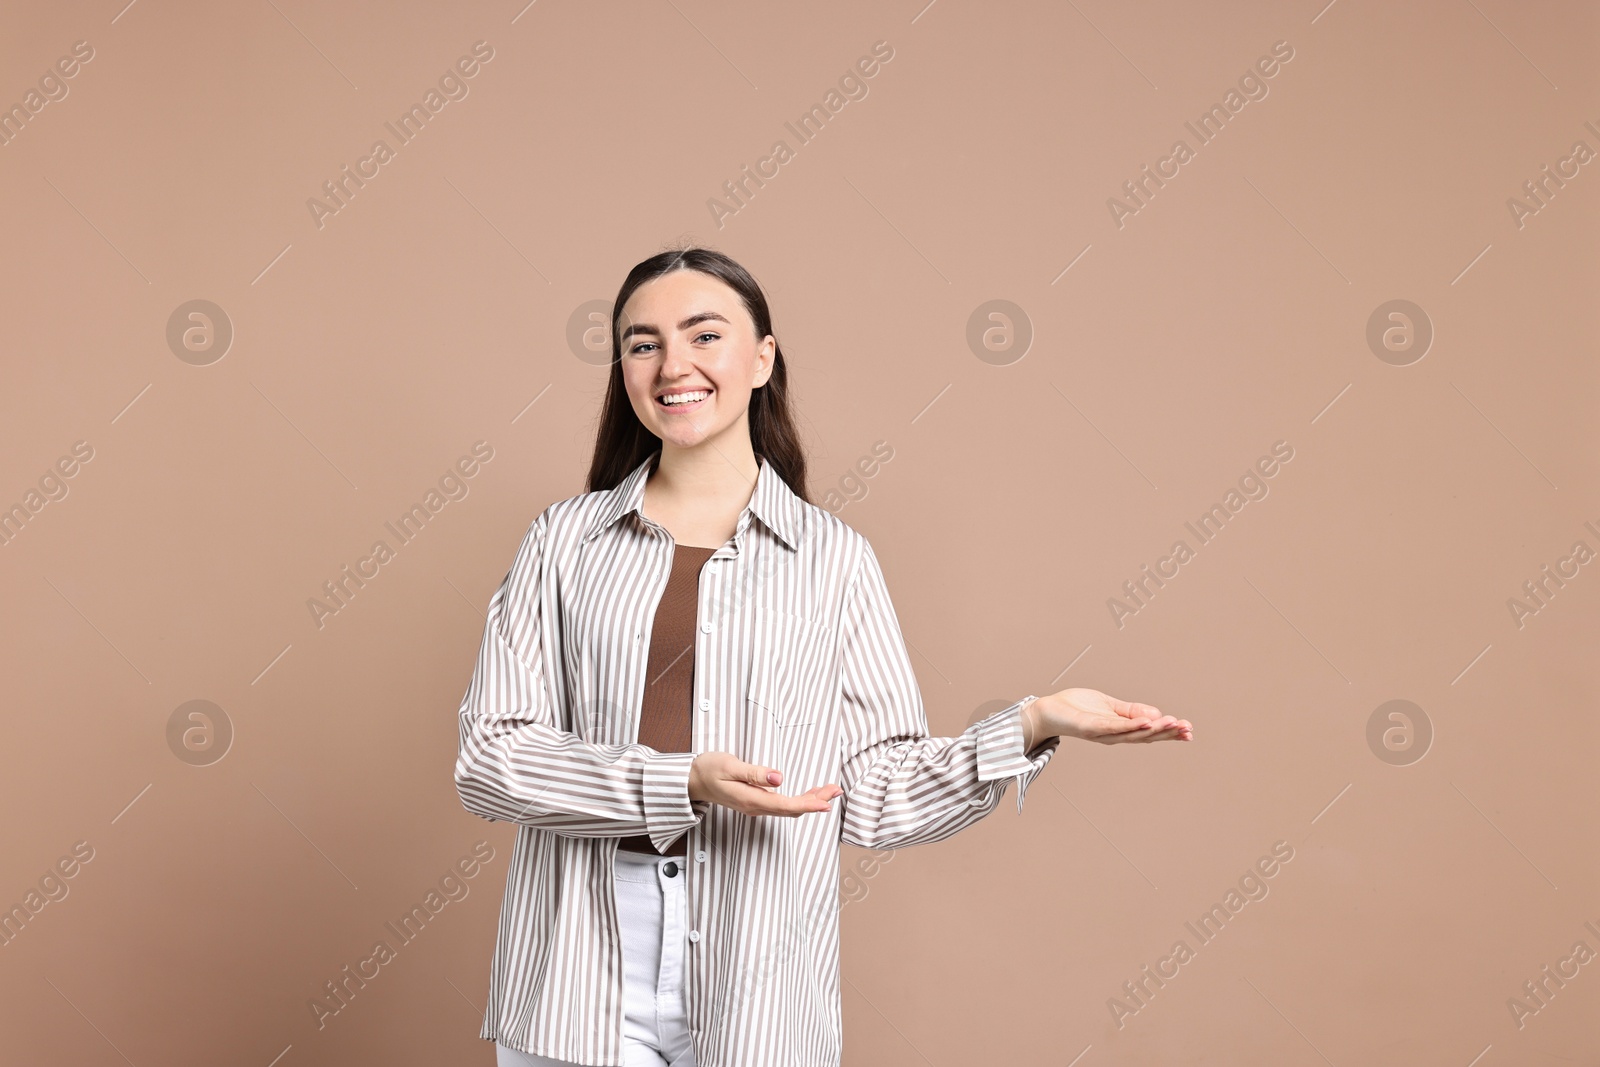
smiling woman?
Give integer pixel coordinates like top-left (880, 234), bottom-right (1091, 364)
top-left (455, 246), bottom-right (1193, 1067)
top-left (587, 253), bottom-right (810, 553)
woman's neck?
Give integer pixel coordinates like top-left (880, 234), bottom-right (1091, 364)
top-left (642, 438), bottom-right (761, 549)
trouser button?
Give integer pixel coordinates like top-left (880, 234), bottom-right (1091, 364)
top-left (663, 861), bottom-right (679, 877)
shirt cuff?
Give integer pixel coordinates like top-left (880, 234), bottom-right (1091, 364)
top-left (642, 751), bottom-right (704, 853)
top-left (973, 696), bottom-right (1061, 814)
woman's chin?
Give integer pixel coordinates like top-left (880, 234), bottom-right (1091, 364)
top-left (655, 426), bottom-right (711, 451)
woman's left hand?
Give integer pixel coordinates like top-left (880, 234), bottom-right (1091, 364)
top-left (1029, 687), bottom-right (1193, 745)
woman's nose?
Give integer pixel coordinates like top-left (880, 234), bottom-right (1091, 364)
top-left (658, 343), bottom-right (693, 375)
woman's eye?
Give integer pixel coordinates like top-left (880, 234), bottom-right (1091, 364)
top-left (626, 334), bottom-right (715, 354)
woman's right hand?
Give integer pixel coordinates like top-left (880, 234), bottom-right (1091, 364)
top-left (688, 752), bottom-right (842, 816)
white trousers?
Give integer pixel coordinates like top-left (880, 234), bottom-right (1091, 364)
top-left (496, 848), bottom-right (698, 1067)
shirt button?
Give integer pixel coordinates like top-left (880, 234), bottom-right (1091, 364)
top-left (699, 621), bottom-right (711, 634)
top-left (695, 850), bottom-right (707, 862)
top-left (699, 698), bottom-right (711, 712)
top-left (688, 930), bottom-right (700, 943)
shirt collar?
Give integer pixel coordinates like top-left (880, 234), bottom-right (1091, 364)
top-left (580, 449), bottom-right (804, 551)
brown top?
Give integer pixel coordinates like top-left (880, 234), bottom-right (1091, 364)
top-left (617, 543), bottom-right (717, 856)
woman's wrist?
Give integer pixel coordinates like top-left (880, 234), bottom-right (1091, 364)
top-left (687, 755), bottom-right (703, 803)
top-left (1021, 697), bottom-right (1048, 750)
top-left (1023, 694), bottom-right (1067, 747)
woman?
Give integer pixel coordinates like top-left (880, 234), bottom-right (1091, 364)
top-left (455, 247), bottom-right (1193, 1067)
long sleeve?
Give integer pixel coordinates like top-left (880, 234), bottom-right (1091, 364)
top-left (836, 541), bottom-right (1061, 850)
top-left (453, 512), bottom-right (706, 854)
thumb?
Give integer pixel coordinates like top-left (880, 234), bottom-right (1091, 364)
top-left (745, 764), bottom-right (780, 787)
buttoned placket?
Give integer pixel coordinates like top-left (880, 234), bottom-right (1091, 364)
top-left (688, 533), bottom-right (707, 961)
top-left (684, 513), bottom-right (748, 985)
top-left (632, 505), bottom-right (754, 1014)
top-left (619, 497), bottom-right (762, 1061)
top-left (628, 516), bottom-right (695, 960)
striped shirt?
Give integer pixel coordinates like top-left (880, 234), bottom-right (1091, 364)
top-left (454, 449), bottom-right (1061, 1067)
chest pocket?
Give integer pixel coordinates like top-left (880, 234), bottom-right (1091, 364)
top-left (746, 606), bottom-right (834, 730)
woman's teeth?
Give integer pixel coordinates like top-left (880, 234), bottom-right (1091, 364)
top-left (660, 390), bottom-right (709, 406)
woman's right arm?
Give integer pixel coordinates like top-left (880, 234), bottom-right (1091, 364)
top-left (453, 511), bottom-right (707, 855)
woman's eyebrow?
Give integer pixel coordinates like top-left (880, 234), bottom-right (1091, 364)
top-left (620, 311), bottom-right (731, 341)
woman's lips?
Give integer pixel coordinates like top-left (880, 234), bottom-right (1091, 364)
top-left (656, 389), bottom-right (711, 412)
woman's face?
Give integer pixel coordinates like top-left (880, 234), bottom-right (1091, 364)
top-left (616, 269), bottom-right (775, 454)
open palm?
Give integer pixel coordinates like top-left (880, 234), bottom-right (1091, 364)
top-left (1040, 687), bottom-right (1193, 744)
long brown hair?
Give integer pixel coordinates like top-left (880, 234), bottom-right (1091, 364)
top-left (584, 247), bottom-right (810, 503)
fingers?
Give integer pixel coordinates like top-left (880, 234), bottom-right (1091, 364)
top-left (746, 791), bottom-right (836, 816)
top-left (1096, 714), bottom-right (1192, 743)
top-left (705, 756), bottom-right (843, 813)
top-left (729, 781), bottom-right (842, 816)
top-left (1136, 714), bottom-right (1187, 732)
top-left (729, 764), bottom-right (782, 793)
top-left (1132, 719), bottom-right (1193, 742)
top-left (790, 784), bottom-right (843, 812)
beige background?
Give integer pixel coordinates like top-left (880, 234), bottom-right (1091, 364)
top-left (1, 1), bottom-right (1596, 1064)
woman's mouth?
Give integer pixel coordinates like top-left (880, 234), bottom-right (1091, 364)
top-left (656, 389), bottom-right (711, 412)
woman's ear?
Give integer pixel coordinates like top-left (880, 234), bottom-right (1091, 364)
top-left (753, 335), bottom-right (776, 388)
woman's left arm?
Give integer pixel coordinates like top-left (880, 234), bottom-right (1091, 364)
top-left (835, 542), bottom-right (1066, 851)
top-left (835, 540), bottom-right (1195, 850)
